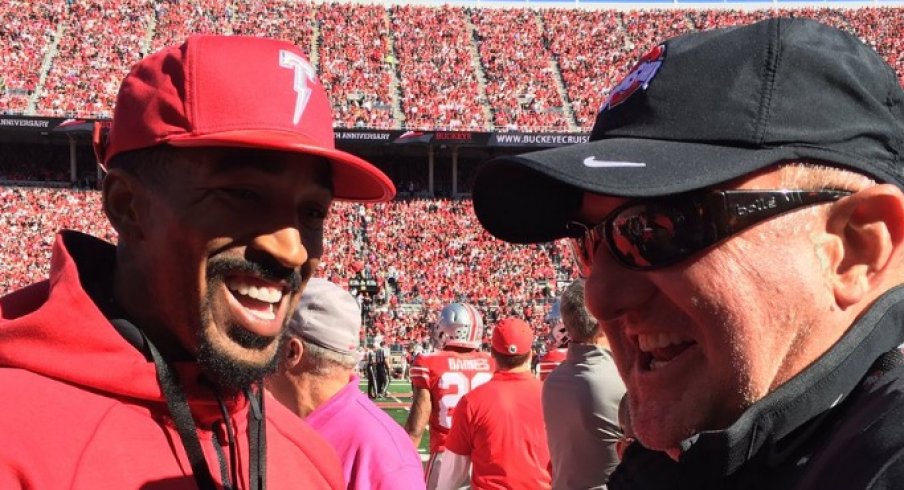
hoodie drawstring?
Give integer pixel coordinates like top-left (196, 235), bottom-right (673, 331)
top-left (144, 330), bottom-right (267, 490)
top-left (212, 424), bottom-right (234, 490)
top-left (247, 386), bottom-right (266, 490)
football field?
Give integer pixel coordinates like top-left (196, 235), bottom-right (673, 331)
top-left (358, 378), bottom-right (431, 463)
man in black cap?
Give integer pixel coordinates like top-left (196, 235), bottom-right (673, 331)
top-left (473, 18), bottom-right (904, 488)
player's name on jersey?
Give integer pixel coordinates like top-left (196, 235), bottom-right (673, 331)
top-left (447, 358), bottom-right (491, 371)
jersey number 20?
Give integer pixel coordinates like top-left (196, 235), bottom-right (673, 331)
top-left (437, 371), bottom-right (492, 429)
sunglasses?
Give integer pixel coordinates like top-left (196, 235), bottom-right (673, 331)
top-left (565, 189), bottom-right (852, 275)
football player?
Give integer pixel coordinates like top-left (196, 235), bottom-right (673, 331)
top-left (405, 303), bottom-right (495, 489)
top-left (537, 299), bottom-right (568, 381)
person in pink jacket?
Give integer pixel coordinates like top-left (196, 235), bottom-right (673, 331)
top-left (268, 278), bottom-right (425, 490)
top-left (0, 34), bottom-right (395, 489)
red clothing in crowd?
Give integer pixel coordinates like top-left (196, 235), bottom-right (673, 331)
top-left (444, 370), bottom-right (551, 490)
top-left (409, 349), bottom-right (495, 454)
top-left (538, 347), bottom-right (568, 381)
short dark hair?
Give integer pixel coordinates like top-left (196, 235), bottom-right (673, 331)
top-left (106, 144), bottom-right (176, 190)
top-left (560, 279), bottom-right (599, 343)
top-left (107, 145), bottom-right (335, 195)
top-left (492, 350), bottom-right (530, 369)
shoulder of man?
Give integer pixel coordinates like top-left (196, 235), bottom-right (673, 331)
top-left (787, 361), bottom-right (904, 488)
top-left (266, 400), bottom-right (346, 488)
top-left (607, 443), bottom-right (682, 490)
top-left (673, 355), bottom-right (904, 489)
top-left (340, 393), bottom-right (425, 468)
top-left (0, 368), bottom-right (126, 485)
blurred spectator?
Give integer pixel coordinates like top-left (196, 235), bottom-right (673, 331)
top-left (543, 279), bottom-right (625, 489)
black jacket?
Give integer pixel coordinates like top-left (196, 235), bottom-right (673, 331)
top-left (609, 286), bottom-right (904, 489)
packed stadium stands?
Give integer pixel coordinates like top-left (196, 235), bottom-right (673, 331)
top-left (34, 0), bottom-right (151, 118)
top-left (3, 2), bottom-right (904, 347)
top-left (471, 8), bottom-right (572, 131)
top-left (0, 1), bottom-right (65, 114)
top-left (391, 5), bottom-right (490, 130)
top-left (317, 2), bottom-right (396, 128)
top-left (4, 2), bottom-right (903, 130)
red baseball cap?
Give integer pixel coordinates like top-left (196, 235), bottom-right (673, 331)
top-left (491, 318), bottom-right (534, 356)
top-left (94, 35), bottom-right (395, 202)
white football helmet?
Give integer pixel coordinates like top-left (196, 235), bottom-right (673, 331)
top-left (434, 303), bottom-right (484, 349)
top-left (546, 299), bottom-right (569, 348)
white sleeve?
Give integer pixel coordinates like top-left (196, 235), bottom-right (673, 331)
top-left (434, 451), bottom-right (472, 490)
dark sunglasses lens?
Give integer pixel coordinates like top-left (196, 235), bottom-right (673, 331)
top-left (567, 237), bottom-right (592, 277)
top-left (608, 202), bottom-right (710, 269)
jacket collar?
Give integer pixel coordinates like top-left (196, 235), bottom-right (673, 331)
top-left (677, 285), bottom-right (904, 477)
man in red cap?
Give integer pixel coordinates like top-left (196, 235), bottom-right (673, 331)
top-left (436, 318), bottom-right (552, 490)
top-left (0, 35), bottom-right (394, 489)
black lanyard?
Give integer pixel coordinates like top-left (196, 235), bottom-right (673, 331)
top-left (145, 334), bottom-right (266, 490)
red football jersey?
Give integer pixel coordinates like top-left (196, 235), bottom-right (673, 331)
top-left (538, 348), bottom-right (567, 381)
top-left (409, 350), bottom-right (495, 453)
top-left (444, 371), bottom-right (552, 489)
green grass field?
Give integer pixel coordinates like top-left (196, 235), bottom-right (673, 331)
top-left (358, 378), bottom-right (431, 462)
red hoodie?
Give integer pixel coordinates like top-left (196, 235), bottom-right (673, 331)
top-left (0, 232), bottom-right (344, 489)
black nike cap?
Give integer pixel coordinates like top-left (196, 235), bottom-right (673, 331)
top-left (473, 17), bottom-right (904, 244)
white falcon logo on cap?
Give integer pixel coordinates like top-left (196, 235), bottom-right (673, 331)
top-left (279, 50), bottom-right (318, 125)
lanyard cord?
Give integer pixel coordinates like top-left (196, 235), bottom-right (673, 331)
top-left (214, 395), bottom-right (239, 490)
top-left (145, 335), bottom-right (219, 490)
top-left (145, 333), bottom-right (267, 490)
top-left (248, 386), bottom-right (267, 490)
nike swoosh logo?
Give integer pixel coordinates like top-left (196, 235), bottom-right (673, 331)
top-left (583, 156), bottom-right (647, 168)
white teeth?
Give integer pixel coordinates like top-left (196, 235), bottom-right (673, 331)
top-left (247, 304), bottom-right (276, 321)
top-left (226, 279), bottom-right (284, 304)
top-left (637, 332), bottom-right (692, 353)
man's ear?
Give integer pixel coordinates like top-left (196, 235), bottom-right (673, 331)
top-left (284, 336), bottom-right (305, 371)
top-left (825, 184), bottom-right (904, 308)
top-left (102, 168), bottom-right (144, 241)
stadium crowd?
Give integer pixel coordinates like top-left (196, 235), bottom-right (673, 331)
top-left (4, 2), bottom-right (904, 132)
top-left (3, 8), bottom-right (904, 490)
top-left (0, 185), bottom-right (572, 349)
top-left (0, 145), bottom-right (72, 183)
top-left (3, 2), bottom-right (904, 350)
top-left (391, 5), bottom-right (489, 131)
top-left (0, 1), bottom-right (64, 114)
top-left (471, 8), bottom-right (571, 131)
top-left (34, 0), bottom-right (151, 118)
top-left (318, 2), bottom-right (396, 129)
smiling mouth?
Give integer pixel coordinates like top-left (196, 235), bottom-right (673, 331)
top-left (225, 278), bottom-right (284, 321)
top-left (636, 332), bottom-right (696, 371)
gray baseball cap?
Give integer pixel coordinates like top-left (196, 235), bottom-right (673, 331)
top-left (288, 278), bottom-right (361, 355)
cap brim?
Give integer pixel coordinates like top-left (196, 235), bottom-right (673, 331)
top-left (169, 130), bottom-right (396, 202)
top-left (474, 137), bottom-right (844, 243)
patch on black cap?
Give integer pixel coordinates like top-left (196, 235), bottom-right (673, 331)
top-left (599, 44), bottom-right (666, 113)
